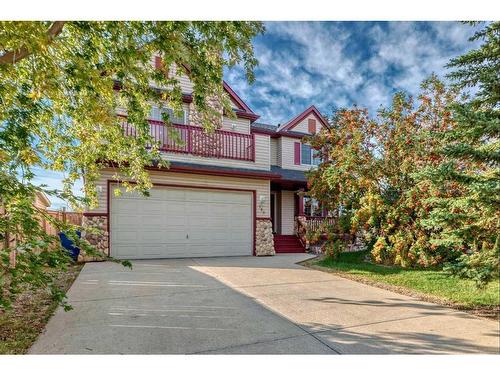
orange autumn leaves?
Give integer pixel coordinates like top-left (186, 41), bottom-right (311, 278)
top-left (307, 76), bottom-right (461, 267)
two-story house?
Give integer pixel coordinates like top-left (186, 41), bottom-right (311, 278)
top-left (83, 58), bottom-right (329, 259)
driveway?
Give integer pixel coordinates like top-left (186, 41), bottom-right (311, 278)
top-left (30, 255), bottom-right (499, 354)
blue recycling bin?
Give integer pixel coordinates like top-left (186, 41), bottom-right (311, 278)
top-left (58, 231), bottom-right (81, 261)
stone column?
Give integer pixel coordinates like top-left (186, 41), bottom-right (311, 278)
top-left (255, 218), bottom-right (275, 256)
top-left (80, 215), bottom-right (109, 262)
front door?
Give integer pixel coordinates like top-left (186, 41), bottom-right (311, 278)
top-left (270, 193), bottom-right (276, 233)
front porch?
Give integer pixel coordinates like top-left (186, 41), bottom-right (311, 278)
top-left (270, 179), bottom-right (333, 253)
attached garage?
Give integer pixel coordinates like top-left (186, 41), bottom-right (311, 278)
top-left (110, 184), bottom-right (253, 259)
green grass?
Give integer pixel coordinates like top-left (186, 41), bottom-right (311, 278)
top-left (0, 264), bottom-right (82, 354)
top-left (314, 251), bottom-right (499, 309)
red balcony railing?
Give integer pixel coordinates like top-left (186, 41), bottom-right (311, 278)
top-left (120, 117), bottom-right (255, 162)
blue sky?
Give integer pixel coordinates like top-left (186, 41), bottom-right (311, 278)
top-left (224, 21), bottom-right (480, 125)
top-left (35, 21), bottom-right (480, 209)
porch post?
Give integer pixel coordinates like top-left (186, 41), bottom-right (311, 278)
top-left (297, 190), bottom-right (304, 216)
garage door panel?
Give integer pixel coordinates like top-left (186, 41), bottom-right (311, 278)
top-left (111, 185), bottom-right (253, 259)
top-left (162, 229), bottom-right (188, 241)
top-left (113, 214), bottom-right (142, 227)
top-left (166, 216), bottom-right (187, 226)
top-left (112, 230), bottom-right (139, 242)
top-left (140, 215), bottom-right (165, 227)
top-left (138, 230), bottom-right (170, 243)
top-left (138, 200), bottom-right (165, 213)
top-left (114, 200), bottom-right (139, 212)
top-left (210, 217), bottom-right (229, 227)
top-left (164, 189), bottom-right (186, 200)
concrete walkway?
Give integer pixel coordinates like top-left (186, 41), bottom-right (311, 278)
top-left (30, 254), bottom-right (499, 354)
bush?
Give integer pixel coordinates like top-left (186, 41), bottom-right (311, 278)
top-left (323, 238), bottom-right (346, 260)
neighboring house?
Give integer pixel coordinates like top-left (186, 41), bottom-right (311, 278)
top-left (83, 57), bottom-right (329, 259)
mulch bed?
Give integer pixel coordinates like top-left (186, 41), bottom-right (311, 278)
top-left (0, 264), bottom-right (83, 354)
top-left (300, 256), bottom-right (500, 321)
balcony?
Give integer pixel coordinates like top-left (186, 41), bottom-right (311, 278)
top-left (120, 117), bottom-right (256, 162)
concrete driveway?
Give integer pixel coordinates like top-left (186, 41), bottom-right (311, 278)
top-left (30, 254), bottom-right (499, 354)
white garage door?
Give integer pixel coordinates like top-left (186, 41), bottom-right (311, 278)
top-left (110, 185), bottom-right (253, 259)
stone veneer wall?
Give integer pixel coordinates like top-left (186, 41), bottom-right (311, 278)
top-left (255, 219), bottom-right (275, 256)
top-left (80, 215), bottom-right (109, 262)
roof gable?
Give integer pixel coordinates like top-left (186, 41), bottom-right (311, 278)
top-left (277, 105), bottom-right (328, 132)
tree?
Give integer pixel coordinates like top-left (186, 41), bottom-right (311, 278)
top-left (361, 77), bottom-right (460, 267)
top-left (307, 77), bottom-right (460, 267)
top-left (420, 22), bottom-right (500, 286)
top-left (0, 21), bottom-right (264, 308)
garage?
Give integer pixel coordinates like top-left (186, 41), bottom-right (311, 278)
top-left (110, 184), bottom-right (253, 259)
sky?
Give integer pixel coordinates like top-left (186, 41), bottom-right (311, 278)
top-left (224, 21), bottom-right (480, 125)
top-left (34, 21), bottom-right (480, 209)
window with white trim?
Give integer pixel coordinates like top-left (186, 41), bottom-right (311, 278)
top-left (150, 106), bottom-right (186, 124)
top-left (301, 144), bottom-right (321, 166)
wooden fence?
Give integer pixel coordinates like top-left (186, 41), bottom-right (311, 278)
top-left (44, 210), bottom-right (83, 235)
top-left (1, 208), bottom-right (83, 257)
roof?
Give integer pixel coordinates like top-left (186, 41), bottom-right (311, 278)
top-left (250, 106), bottom-right (328, 139)
top-left (270, 166), bottom-right (307, 182)
top-left (152, 161), bottom-right (280, 179)
top-left (148, 161), bottom-right (308, 183)
top-left (277, 105), bottom-right (329, 132)
top-left (252, 122), bottom-right (278, 132)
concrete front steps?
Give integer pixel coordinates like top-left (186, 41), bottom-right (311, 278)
top-left (274, 234), bottom-right (306, 254)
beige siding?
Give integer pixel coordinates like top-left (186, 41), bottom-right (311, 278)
top-left (280, 190), bottom-right (295, 235)
top-left (222, 116), bottom-right (251, 134)
top-left (290, 113), bottom-right (324, 135)
top-left (148, 56), bottom-right (194, 94)
top-left (89, 168), bottom-right (270, 218)
top-left (279, 136), bottom-right (314, 171)
top-left (270, 138), bottom-right (278, 166)
top-left (160, 133), bottom-right (270, 170)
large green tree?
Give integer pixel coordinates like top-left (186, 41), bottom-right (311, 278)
top-left (420, 22), bottom-right (500, 286)
top-left (307, 77), bottom-right (459, 267)
top-left (0, 21), bottom-right (264, 308)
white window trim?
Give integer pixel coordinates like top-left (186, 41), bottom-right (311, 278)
top-left (300, 143), bottom-right (320, 166)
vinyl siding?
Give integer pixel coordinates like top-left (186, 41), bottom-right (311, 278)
top-left (89, 168), bottom-right (270, 218)
top-left (279, 136), bottom-right (315, 171)
top-left (289, 113), bottom-right (323, 134)
top-left (222, 116), bottom-right (251, 134)
top-left (270, 138), bottom-right (279, 166)
top-left (148, 56), bottom-right (194, 94)
top-left (280, 190), bottom-right (295, 235)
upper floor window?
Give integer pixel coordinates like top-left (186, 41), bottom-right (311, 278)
top-left (301, 144), bottom-right (321, 166)
top-left (150, 106), bottom-right (186, 125)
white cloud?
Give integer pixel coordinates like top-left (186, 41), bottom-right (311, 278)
top-left (228, 22), bottom-right (478, 123)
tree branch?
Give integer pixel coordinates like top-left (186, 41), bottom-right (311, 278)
top-left (0, 21), bottom-right (66, 65)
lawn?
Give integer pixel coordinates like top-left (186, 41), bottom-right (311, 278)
top-left (312, 251), bottom-right (499, 315)
top-left (0, 264), bottom-right (82, 354)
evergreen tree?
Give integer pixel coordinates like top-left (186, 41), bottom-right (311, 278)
top-left (422, 22), bottom-right (500, 286)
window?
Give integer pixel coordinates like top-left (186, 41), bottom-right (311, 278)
top-left (150, 106), bottom-right (186, 124)
top-left (303, 197), bottom-right (323, 217)
top-left (301, 144), bottom-right (321, 165)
